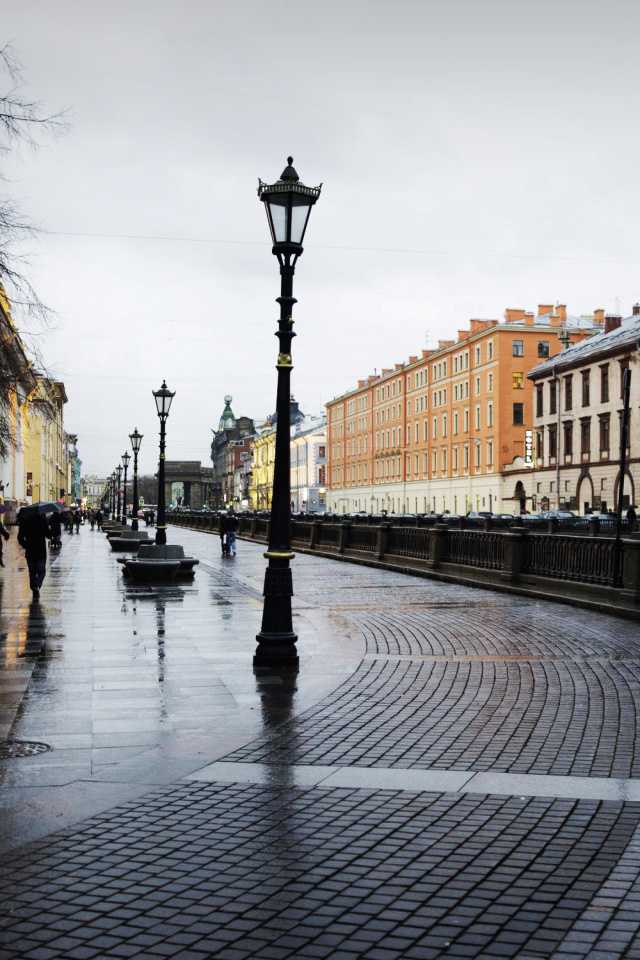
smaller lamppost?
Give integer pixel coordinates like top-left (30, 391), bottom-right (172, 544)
top-left (121, 452), bottom-right (131, 525)
top-left (110, 472), bottom-right (116, 519)
top-left (116, 465), bottom-right (123, 522)
top-left (152, 380), bottom-right (175, 546)
top-left (129, 428), bottom-right (143, 531)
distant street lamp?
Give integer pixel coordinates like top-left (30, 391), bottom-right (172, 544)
top-left (152, 381), bottom-right (175, 546)
top-left (121, 452), bottom-right (131, 525)
top-left (116, 465), bottom-right (123, 523)
top-left (110, 472), bottom-right (116, 519)
top-left (129, 428), bottom-right (143, 532)
top-left (254, 157), bottom-right (321, 668)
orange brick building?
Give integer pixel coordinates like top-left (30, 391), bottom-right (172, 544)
top-left (326, 305), bottom-right (603, 515)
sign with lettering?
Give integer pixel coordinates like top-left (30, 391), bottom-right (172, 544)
top-left (524, 430), bottom-right (533, 465)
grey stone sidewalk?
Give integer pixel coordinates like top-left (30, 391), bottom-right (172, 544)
top-left (2, 524), bottom-right (640, 958)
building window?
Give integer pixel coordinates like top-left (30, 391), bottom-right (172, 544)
top-left (581, 419), bottom-right (591, 456)
top-left (487, 372), bottom-right (493, 392)
top-left (513, 340), bottom-right (524, 357)
top-left (475, 377), bottom-right (480, 395)
top-left (475, 405), bottom-right (481, 430)
top-left (487, 401), bottom-right (493, 427)
top-left (453, 410), bottom-right (459, 434)
top-left (549, 426), bottom-right (557, 459)
top-left (538, 341), bottom-right (550, 358)
top-left (432, 416), bottom-right (437, 440)
top-left (564, 377), bottom-right (572, 411)
top-left (474, 443), bottom-right (481, 467)
top-left (513, 403), bottom-right (524, 425)
top-left (549, 381), bottom-right (557, 415)
top-left (475, 346), bottom-right (481, 364)
top-left (582, 371), bottom-right (590, 407)
top-left (318, 446), bottom-right (326, 458)
top-left (453, 446), bottom-right (459, 470)
top-left (442, 448), bottom-right (447, 472)
top-left (536, 385), bottom-right (543, 417)
top-left (432, 450), bottom-right (437, 473)
top-left (463, 446), bottom-right (469, 469)
top-left (600, 365), bottom-right (609, 403)
top-left (599, 416), bottom-right (610, 453)
top-left (513, 372), bottom-right (524, 389)
top-left (563, 423), bottom-right (573, 457)
top-left (486, 441), bottom-right (493, 466)
top-left (488, 341), bottom-right (493, 360)
top-left (536, 431), bottom-right (544, 458)
top-left (442, 414), bottom-right (447, 437)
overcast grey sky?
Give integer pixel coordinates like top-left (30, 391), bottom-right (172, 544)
top-left (3, 0), bottom-right (640, 477)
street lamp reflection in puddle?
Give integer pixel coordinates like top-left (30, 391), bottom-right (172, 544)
top-left (254, 665), bottom-right (299, 790)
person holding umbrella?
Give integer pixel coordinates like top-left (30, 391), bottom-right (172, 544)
top-left (17, 502), bottom-right (58, 599)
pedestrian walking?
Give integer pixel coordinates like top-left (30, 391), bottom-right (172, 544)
top-left (627, 507), bottom-right (638, 532)
top-left (49, 511), bottom-right (62, 549)
top-left (17, 513), bottom-right (51, 598)
top-left (74, 510), bottom-right (81, 533)
top-left (0, 517), bottom-right (10, 567)
top-left (220, 510), bottom-right (239, 556)
top-left (95, 509), bottom-right (103, 530)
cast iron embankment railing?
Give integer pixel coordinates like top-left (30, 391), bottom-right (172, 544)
top-left (167, 512), bottom-right (640, 602)
top-left (349, 524), bottom-right (380, 552)
top-left (442, 530), bottom-right (505, 570)
top-left (386, 526), bottom-right (431, 559)
top-left (522, 534), bottom-right (616, 586)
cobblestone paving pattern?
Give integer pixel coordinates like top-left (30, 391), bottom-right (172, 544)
top-left (228, 657), bottom-right (640, 777)
top-left (1, 781), bottom-right (640, 960)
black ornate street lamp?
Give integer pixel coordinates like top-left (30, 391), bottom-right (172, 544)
top-left (116, 465), bottom-right (123, 522)
top-left (110, 472), bottom-right (116, 519)
top-left (129, 428), bottom-right (143, 532)
top-left (121, 452), bottom-right (131, 525)
top-left (152, 380), bottom-right (175, 546)
top-left (254, 157), bottom-right (321, 668)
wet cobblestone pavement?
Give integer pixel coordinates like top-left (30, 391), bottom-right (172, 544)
top-left (1, 525), bottom-right (640, 958)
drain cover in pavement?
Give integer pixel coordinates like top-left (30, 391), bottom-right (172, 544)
top-left (0, 740), bottom-right (52, 759)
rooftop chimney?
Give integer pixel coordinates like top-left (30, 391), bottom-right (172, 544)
top-left (604, 315), bottom-right (622, 334)
top-left (633, 304), bottom-right (640, 316)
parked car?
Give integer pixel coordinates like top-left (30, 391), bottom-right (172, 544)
top-left (539, 510), bottom-right (577, 521)
top-left (466, 511), bottom-right (492, 519)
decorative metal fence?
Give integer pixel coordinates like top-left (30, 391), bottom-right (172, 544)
top-left (291, 521), bottom-right (312, 544)
top-left (348, 525), bottom-right (378, 552)
top-left (317, 524), bottom-right (340, 546)
top-left (522, 534), bottom-right (616, 586)
top-left (442, 530), bottom-right (505, 570)
top-left (386, 526), bottom-right (431, 559)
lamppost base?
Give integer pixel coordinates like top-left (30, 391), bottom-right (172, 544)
top-left (253, 632), bottom-right (299, 669)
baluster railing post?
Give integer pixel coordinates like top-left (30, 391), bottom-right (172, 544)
top-left (501, 525), bottom-right (528, 582)
top-left (588, 517), bottom-right (600, 537)
top-left (376, 521), bottom-right (391, 560)
top-left (547, 518), bottom-right (558, 535)
top-left (427, 523), bottom-right (448, 568)
top-left (621, 540), bottom-right (640, 601)
top-left (338, 521), bottom-right (351, 554)
top-left (309, 518), bottom-right (320, 551)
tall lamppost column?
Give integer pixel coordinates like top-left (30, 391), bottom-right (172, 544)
top-left (110, 473), bottom-right (116, 519)
top-left (121, 452), bottom-right (131, 526)
top-left (130, 428), bottom-right (143, 532)
top-left (254, 158), bottom-right (321, 668)
top-left (116, 465), bottom-right (123, 523)
top-left (152, 381), bottom-right (175, 546)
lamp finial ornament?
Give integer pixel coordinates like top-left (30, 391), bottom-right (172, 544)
top-left (280, 157), bottom-right (299, 182)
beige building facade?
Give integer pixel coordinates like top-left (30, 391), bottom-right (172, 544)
top-left (507, 309), bottom-right (640, 514)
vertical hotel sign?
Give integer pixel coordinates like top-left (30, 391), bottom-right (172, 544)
top-left (525, 430), bottom-right (533, 465)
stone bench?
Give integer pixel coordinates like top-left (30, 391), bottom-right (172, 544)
top-left (109, 530), bottom-right (151, 551)
top-left (120, 543), bottom-right (199, 576)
